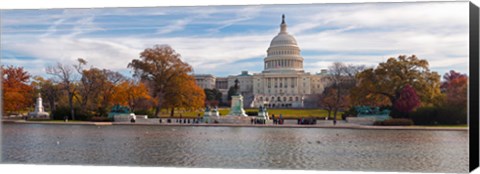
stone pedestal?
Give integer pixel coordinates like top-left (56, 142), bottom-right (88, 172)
top-left (204, 107), bottom-right (220, 123)
top-left (211, 110), bottom-right (219, 117)
top-left (257, 111), bottom-right (269, 120)
top-left (113, 113), bottom-right (136, 122)
top-left (228, 95), bottom-right (248, 117)
top-left (28, 93), bottom-right (50, 119)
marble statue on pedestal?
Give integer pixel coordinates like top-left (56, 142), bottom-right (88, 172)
top-left (204, 106), bottom-right (211, 118)
top-left (28, 93), bottom-right (50, 119)
top-left (204, 105), bottom-right (220, 123)
top-left (211, 106), bottom-right (220, 117)
top-left (257, 105), bottom-right (269, 120)
top-left (227, 79), bottom-right (248, 117)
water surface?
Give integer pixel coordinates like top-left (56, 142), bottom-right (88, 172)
top-left (1, 123), bottom-right (469, 173)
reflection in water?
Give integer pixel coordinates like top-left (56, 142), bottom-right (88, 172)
top-left (1, 123), bottom-right (468, 173)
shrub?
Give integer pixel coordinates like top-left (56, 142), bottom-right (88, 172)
top-left (342, 107), bottom-right (358, 120)
top-left (410, 106), bottom-right (467, 125)
top-left (410, 107), bottom-right (437, 125)
top-left (51, 106), bottom-right (90, 121)
top-left (27, 118), bottom-right (51, 121)
top-left (374, 118), bottom-right (414, 126)
top-left (90, 117), bottom-right (112, 122)
top-left (134, 109), bottom-right (155, 118)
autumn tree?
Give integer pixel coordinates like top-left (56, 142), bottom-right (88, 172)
top-left (2, 65), bottom-right (34, 114)
top-left (352, 55), bottom-right (441, 118)
top-left (393, 84), bottom-right (421, 118)
top-left (128, 44), bottom-right (203, 117)
top-left (163, 73), bottom-right (205, 117)
top-left (72, 58), bottom-right (127, 116)
top-left (46, 61), bottom-right (83, 120)
top-left (321, 62), bottom-right (365, 122)
top-left (77, 67), bottom-right (106, 115)
top-left (441, 70), bottom-right (468, 109)
top-left (112, 79), bottom-right (152, 112)
top-left (319, 87), bottom-right (349, 118)
top-left (31, 76), bottom-right (60, 113)
top-left (97, 69), bottom-right (126, 115)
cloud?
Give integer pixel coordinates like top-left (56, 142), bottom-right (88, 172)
top-left (1, 2), bottom-right (470, 78)
top-left (156, 19), bottom-right (191, 35)
top-left (206, 6), bottom-right (263, 33)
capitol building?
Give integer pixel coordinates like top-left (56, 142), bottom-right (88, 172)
top-left (195, 15), bottom-right (330, 108)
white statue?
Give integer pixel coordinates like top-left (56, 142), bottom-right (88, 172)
top-left (28, 93), bottom-right (50, 119)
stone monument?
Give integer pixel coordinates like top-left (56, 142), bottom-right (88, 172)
top-left (108, 104), bottom-right (136, 122)
top-left (28, 93), bottom-right (50, 119)
top-left (204, 106), bottom-right (220, 123)
top-left (227, 79), bottom-right (247, 117)
top-left (346, 106), bottom-right (391, 125)
top-left (203, 106), bottom-right (211, 117)
top-left (211, 106), bottom-right (220, 117)
top-left (257, 105), bottom-right (269, 121)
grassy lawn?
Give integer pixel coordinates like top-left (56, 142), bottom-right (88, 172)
top-left (26, 119), bottom-right (84, 122)
top-left (156, 108), bottom-right (342, 120)
top-left (422, 124), bottom-right (468, 128)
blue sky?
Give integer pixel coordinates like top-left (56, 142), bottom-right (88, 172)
top-left (1, 2), bottom-right (470, 78)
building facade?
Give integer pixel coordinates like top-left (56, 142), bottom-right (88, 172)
top-left (194, 74), bottom-right (216, 89)
top-left (194, 15), bottom-right (330, 108)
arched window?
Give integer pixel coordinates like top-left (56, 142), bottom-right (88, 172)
top-left (289, 97), bottom-right (292, 101)
top-left (283, 97), bottom-right (287, 101)
top-left (277, 97), bottom-right (281, 101)
top-left (295, 97), bottom-right (299, 101)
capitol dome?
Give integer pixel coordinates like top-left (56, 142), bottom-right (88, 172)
top-left (270, 32), bottom-right (298, 47)
top-left (263, 14), bottom-right (304, 73)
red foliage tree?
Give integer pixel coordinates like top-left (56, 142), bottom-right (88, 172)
top-left (442, 70), bottom-right (468, 108)
top-left (441, 70), bottom-right (467, 92)
top-left (394, 84), bottom-right (420, 117)
top-left (2, 65), bottom-right (33, 114)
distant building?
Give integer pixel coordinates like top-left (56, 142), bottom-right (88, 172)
top-left (194, 15), bottom-right (331, 108)
top-left (194, 74), bottom-right (216, 89)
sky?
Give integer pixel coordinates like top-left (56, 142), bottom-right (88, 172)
top-left (0, 1), bottom-right (470, 78)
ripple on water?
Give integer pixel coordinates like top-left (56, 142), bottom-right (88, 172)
top-left (1, 123), bottom-right (469, 173)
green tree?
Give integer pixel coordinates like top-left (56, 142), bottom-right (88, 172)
top-left (204, 88), bottom-right (223, 106)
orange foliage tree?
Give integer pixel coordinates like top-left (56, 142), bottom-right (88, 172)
top-left (163, 73), bottom-right (205, 117)
top-left (128, 45), bottom-right (204, 117)
top-left (2, 65), bottom-right (34, 114)
top-left (112, 79), bottom-right (153, 112)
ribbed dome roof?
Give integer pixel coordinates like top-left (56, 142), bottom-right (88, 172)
top-left (270, 33), bottom-right (298, 47)
top-left (269, 14), bottom-right (298, 47)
